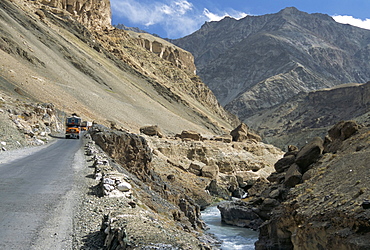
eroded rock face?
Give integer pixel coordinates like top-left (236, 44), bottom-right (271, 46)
top-left (128, 32), bottom-right (196, 75)
top-left (90, 125), bottom-right (153, 179)
top-left (84, 135), bottom-right (213, 249)
top-left (37, 0), bottom-right (111, 31)
top-left (89, 125), bottom-right (209, 232)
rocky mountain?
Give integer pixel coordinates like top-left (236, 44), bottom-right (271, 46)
top-left (0, 0), bottom-right (238, 140)
top-left (172, 7), bottom-right (370, 124)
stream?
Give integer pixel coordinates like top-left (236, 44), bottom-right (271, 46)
top-left (201, 205), bottom-right (258, 249)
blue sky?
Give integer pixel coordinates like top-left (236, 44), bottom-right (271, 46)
top-left (110, 0), bottom-right (370, 38)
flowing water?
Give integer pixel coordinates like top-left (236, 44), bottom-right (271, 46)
top-left (201, 205), bottom-right (258, 250)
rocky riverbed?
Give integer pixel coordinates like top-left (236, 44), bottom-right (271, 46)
top-left (215, 121), bottom-right (370, 249)
top-left (81, 123), bottom-right (282, 249)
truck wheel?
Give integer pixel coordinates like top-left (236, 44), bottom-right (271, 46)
top-left (77, 135), bottom-right (80, 139)
top-left (65, 135), bottom-right (69, 139)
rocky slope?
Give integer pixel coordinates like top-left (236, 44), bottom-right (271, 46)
top-left (0, 90), bottom-right (64, 150)
top-left (0, 0), bottom-right (237, 138)
top-left (172, 7), bottom-right (370, 123)
top-left (256, 121), bottom-right (370, 249)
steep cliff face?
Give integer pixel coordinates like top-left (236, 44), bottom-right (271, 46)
top-left (173, 7), bottom-right (370, 122)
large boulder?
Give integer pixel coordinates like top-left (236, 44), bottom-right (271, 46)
top-left (230, 123), bottom-right (262, 142)
top-left (328, 120), bottom-right (359, 141)
top-left (180, 130), bottom-right (202, 141)
top-left (140, 125), bottom-right (164, 138)
top-left (274, 154), bottom-right (296, 173)
top-left (188, 161), bottom-right (205, 176)
top-left (295, 137), bottom-right (323, 173)
top-left (201, 164), bottom-right (219, 179)
top-left (324, 120), bottom-right (360, 153)
top-left (217, 201), bottom-right (263, 230)
top-left (284, 163), bottom-right (302, 188)
top-left (230, 123), bottom-right (249, 142)
top-left (236, 171), bottom-right (260, 188)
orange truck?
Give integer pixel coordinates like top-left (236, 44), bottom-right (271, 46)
top-left (65, 114), bottom-right (81, 139)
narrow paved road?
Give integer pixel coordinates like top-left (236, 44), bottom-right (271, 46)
top-left (0, 138), bottom-right (83, 250)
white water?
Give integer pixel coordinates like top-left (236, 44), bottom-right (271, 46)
top-left (201, 205), bottom-right (258, 250)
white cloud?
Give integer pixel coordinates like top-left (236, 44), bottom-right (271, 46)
top-left (332, 15), bottom-right (370, 30)
top-left (203, 8), bottom-right (224, 22)
top-left (111, 0), bottom-right (199, 37)
top-left (110, 0), bottom-right (248, 38)
top-left (203, 8), bottom-right (247, 22)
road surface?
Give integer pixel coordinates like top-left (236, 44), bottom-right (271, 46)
top-left (0, 138), bottom-right (84, 250)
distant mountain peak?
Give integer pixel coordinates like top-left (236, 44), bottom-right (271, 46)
top-left (172, 7), bottom-right (370, 126)
top-left (278, 6), bottom-right (301, 14)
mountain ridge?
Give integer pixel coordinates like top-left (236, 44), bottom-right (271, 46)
top-left (172, 7), bottom-right (370, 121)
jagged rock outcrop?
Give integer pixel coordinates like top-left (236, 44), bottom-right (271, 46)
top-left (230, 123), bottom-right (262, 142)
top-left (38, 0), bottom-right (198, 82)
top-left (172, 7), bottom-right (370, 126)
top-left (127, 31), bottom-right (196, 75)
top-left (35, 0), bottom-right (111, 31)
top-left (89, 124), bottom-right (209, 232)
